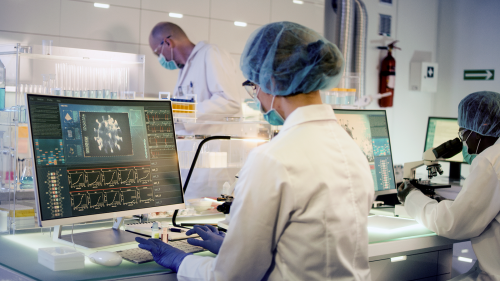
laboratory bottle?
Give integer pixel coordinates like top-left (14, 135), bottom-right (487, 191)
top-left (0, 59), bottom-right (6, 110)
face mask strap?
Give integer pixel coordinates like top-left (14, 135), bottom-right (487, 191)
top-left (269, 95), bottom-right (276, 112)
top-left (476, 137), bottom-right (481, 154)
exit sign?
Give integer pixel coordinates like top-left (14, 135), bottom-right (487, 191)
top-left (464, 69), bottom-right (494, 80)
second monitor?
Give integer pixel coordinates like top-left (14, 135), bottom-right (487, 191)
top-left (424, 117), bottom-right (463, 181)
top-left (334, 109), bottom-right (396, 196)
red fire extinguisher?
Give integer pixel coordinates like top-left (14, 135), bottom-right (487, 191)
top-left (378, 41), bottom-right (400, 108)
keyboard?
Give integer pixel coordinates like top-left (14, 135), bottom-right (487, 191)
top-left (116, 239), bottom-right (205, 264)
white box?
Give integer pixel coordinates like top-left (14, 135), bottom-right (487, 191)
top-left (410, 62), bottom-right (438, 92)
top-left (38, 247), bottom-right (85, 271)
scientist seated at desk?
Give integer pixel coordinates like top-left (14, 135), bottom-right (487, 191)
top-left (149, 22), bottom-right (242, 128)
top-left (137, 21), bottom-right (375, 280)
top-left (398, 91), bottom-right (500, 281)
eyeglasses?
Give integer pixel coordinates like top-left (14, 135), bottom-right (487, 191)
top-left (458, 129), bottom-right (470, 142)
top-left (154, 35), bottom-right (172, 56)
top-left (242, 80), bottom-right (258, 99)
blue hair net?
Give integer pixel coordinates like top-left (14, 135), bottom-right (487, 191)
top-left (458, 91), bottom-right (500, 137)
top-left (240, 21), bottom-right (344, 96)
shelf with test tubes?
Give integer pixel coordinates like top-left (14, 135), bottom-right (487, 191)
top-left (18, 64), bottom-right (136, 100)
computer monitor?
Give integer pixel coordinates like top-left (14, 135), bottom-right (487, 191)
top-left (27, 94), bottom-right (185, 236)
top-left (334, 109), bottom-right (396, 196)
top-left (424, 117), bottom-right (463, 180)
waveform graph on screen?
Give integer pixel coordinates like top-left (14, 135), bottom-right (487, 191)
top-left (86, 171), bottom-right (102, 188)
top-left (122, 189), bottom-right (138, 206)
top-left (102, 169), bottom-right (119, 187)
top-left (146, 123), bottom-right (172, 134)
top-left (148, 134), bottom-right (174, 147)
top-left (105, 190), bottom-right (121, 207)
top-left (150, 147), bottom-right (176, 159)
top-left (68, 171), bottom-right (86, 189)
top-left (88, 192), bottom-right (105, 209)
top-left (71, 193), bottom-right (88, 211)
top-left (145, 109), bottom-right (171, 122)
top-left (80, 112), bottom-right (133, 157)
top-left (119, 168), bottom-right (135, 185)
top-left (138, 186), bottom-right (154, 203)
top-left (136, 167), bottom-right (151, 184)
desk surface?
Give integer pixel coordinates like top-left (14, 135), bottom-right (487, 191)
top-left (0, 211), bottom-right (459, 281)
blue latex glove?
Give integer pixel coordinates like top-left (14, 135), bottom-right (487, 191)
top-left (186, 225), bottom-right (225, 254)
top-left (135, 237), bottom-right (191, 272)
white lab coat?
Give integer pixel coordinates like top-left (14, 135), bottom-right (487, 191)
top-left (405, 139), bottom-right (500, 281)
top-left (177, 104), bottom-right (374, 281)
top-left (174, 41), bottom-right (242, 133)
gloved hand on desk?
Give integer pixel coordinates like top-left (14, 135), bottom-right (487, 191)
top-left (397, 179), bottom-right (418, 205)
top-left (186, 224), bottom-right (225, 254)
top-left (135, 237), bottom-right (191, 272)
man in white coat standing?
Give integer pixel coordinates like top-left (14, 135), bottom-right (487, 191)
top-left (149, 22), bottom-right (242, 122)
top-left (149, 22), bottom-right (243, 199)
top-left (137, 21), bottom-right (374, 280)
top-left (398, 91), bottom-right (500, 281)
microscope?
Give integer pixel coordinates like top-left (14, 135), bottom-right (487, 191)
top-left (403, 138), bottom-right (463, 196)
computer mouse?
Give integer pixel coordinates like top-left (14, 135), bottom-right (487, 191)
top-left (88, 251), bottom-right (122, 266)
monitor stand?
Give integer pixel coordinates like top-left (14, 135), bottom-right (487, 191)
top-left (53, 217), bottom-right (139, 249)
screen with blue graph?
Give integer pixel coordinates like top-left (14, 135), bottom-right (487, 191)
top-left (334, 109), bottom-right (396, 193)
top-left (27, 94), bottom-right (183, 222)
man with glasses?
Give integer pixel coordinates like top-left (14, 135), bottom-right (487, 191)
top-left (149, 22), bottom-right (241, 123)
top-left (398, 91), bottom-right (500, 281)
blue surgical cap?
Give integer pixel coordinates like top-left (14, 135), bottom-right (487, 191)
top-left (458, 91), bottom-right (500, 137)
top-left (240, 21), bottom-right (344, 96)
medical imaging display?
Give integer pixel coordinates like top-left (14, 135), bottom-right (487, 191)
top-left (80, 112), bottom-right (133, 157)
top-left (27, 95), bottom-right (184, 222)
top-left (335, 110), bottom-right (396, 192)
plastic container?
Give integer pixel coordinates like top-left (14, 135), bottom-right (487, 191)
top-left (38, 247), bottom-right (85, 271)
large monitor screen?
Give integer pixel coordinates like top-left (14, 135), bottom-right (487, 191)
top-left (27, 94), bottom-right (184, 226)
top-left (424, 117), bottom-right (463, 163)
top-left (334, 109), bottom-right (396, 194)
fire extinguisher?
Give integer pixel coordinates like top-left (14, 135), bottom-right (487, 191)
top-left (378, 41), bottom-right (400, 107)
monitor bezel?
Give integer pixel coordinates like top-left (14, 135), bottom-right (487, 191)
top-left (333, 108), bottom-right (397, 195)
top-left (26, 93), bottom-right (186, 227)
top-left (424, 116), bottom-right (465, 164)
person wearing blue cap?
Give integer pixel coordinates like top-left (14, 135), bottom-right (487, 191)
top-left (137, 21), bottom-right (374, 280)
top-left (398, 91), bottom-right (500, 280)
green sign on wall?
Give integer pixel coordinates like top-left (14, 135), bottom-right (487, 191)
top-left (464, 69), bottom-right (494, 80)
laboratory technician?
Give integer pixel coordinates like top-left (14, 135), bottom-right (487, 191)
top-left (137, 21), bottom-right (375, 281)
top-left (398, 91), bottom-right (500, 281)
top-left (149, 22), bottom-right (242, 122)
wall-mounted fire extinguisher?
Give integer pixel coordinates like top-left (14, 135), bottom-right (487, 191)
top-left (378, 41), bottom-right (400, 108)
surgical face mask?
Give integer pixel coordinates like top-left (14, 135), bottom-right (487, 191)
top-left (259, 95), bottom-right (285, 126)
top-left (462, 131), bottom-right (481, 165)
top-left (158, 43), bottom-right (178, 70)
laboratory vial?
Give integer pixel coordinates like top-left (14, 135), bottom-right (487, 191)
top-left (96, 90), bottom-right (103, 99)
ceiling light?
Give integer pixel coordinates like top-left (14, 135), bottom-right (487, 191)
top-left (293, 0), bottom-right (304, 4)
top-left (169, 13), bottom-right (183, 18)
top-left (234, 21), bottom-right (247, 27)
top-left (94, 3), bottom-right (110, 8)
